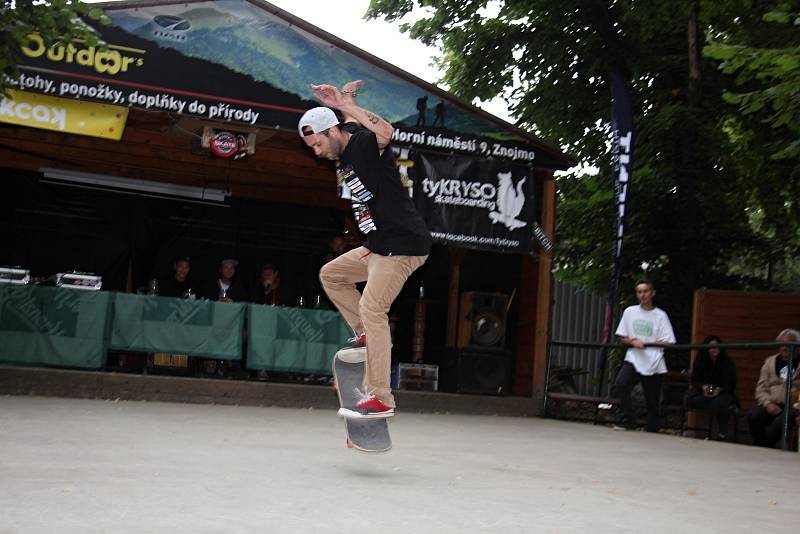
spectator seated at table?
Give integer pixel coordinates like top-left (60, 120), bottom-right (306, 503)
top-left (747, 328), bottom-right (800, 448)
top-left (252, 263), bottom-right (289, 306)
top-left (200, 258), bottom-right (248, 378)
top-left (159, 256), bottom-right (197, 299)
top-left (203, 258), bottom-right (249, 303)
top-left (146, 256), bottom-right (197, 375)
top-left (685, 335), bottom-right (737, 441)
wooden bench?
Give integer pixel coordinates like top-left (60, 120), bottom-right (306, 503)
top-left (546, 392), bottom-right (686, 428)
top-left (545, 393), bottom-right (620, 422)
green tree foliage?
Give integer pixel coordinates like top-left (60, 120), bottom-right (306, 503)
top-left (706, 6), bottom-right (800, 161)
top-left (704, 4), bottom-right (800, 289)
top-left (1, 0), bottom-right (110, 95)
top-left (367, 0), bottom-right (799, 338)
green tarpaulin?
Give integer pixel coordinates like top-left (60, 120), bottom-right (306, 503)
top-left (0, 288), bottom-right (349, 372)
top-left (0, 285), bottom-right (113, 368)
top-left (247, 305), bottom-right (350, 374)
top-left (110, 293), bottom-right (245, 360)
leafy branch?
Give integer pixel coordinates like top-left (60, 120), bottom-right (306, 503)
top-left (1, 0), bottom-right (110, 95)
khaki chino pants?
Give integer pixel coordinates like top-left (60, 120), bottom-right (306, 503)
top-left (320, 246), bottom-right (427, 408)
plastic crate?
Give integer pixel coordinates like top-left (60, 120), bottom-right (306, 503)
top-left (391, 363), bottom-right (439, 392)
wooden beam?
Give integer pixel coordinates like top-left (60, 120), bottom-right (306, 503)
top-left (531, 174), bottom-right (556, 407)
top-left (446, 247), bottom-right (466, 348)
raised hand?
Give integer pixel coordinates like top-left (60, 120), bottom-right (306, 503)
top-left (310, 84), bottom-right (344, 108)
top-left (311, 81), bottom-right (365, 108)
top-left (341, 80), bottom-right (365, 102)
top-left (310, 80), bottom-right (393, 150)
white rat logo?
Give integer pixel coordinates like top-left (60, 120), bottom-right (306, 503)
top-left (488, 171), bottom-right (527, 230)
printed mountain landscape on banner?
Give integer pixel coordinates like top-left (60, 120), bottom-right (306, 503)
top-left (107, 0), bottom-right (508, 136)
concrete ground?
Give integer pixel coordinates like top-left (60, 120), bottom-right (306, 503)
top-left (1, 396), bottom-right (798, 534)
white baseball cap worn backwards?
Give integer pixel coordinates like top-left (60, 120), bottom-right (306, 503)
top-left (298, 107), bottom-right (339, 137)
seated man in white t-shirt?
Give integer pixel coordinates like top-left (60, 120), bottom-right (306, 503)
top-left (614, 280), bottom-right (676, 432)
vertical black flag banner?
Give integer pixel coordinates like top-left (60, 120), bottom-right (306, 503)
top-left (599, 66), bottom-right (635, 382)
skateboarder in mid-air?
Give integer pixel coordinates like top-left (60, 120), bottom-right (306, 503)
top-left (299, 80), bottom-right (431, 419)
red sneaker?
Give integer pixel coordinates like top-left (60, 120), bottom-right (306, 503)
top-left (338, 390), bottom-right (394, 419)
top-left (336, 333), bottom-right (367, 364)
top-left (347, 333), bottom-right (366, 348)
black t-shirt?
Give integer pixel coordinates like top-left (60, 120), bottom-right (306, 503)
top-left (338, 127), bottom-right (431, 256)
top-left (159, 276), bottom-right (196, 298)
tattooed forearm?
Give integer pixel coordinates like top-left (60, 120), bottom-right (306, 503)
top-left (346, 105), bottom-right (393, 147)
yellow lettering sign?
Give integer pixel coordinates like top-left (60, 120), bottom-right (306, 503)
top-left (0, 90), bottom-right (129, 140)
top-left (20, 33), bottom-right (145, 76)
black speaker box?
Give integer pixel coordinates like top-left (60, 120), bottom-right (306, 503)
top-left (457, 292), bottom-right (509, 350)
top-left (441, 348), bottom-right (512, 396)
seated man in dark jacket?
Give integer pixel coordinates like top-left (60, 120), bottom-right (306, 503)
top-left (685, 335), bottom-right (737, 440)
top-left (159, 256), bottom-right (196, 299)
top-left (199, 258), bottom-right (248, 378)
top-left (252, 263), bottom-right (290, 306)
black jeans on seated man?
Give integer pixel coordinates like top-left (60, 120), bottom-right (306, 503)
top-left (615, 362), bottom-right (665, 432)
top-left (747, 404), bottom-right (795, 448)
top-left (685, 390), bottom-right (734, 437)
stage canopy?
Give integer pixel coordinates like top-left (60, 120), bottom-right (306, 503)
top-left (10, 0), bottom-right (571, 170)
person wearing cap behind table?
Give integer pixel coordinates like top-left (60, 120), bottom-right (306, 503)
top-left (200, 258), bottom-right (249, 378)
top-left (203, 258), bottom-right (249, 303)
top-left (298, 80), bottom-right (432, 419)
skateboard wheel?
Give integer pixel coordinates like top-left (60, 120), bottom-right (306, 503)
top-left (346, 437), bottom-right (354, 449)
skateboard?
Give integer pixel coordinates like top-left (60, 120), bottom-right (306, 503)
top-left (332, 347), bottom-right (392, 453)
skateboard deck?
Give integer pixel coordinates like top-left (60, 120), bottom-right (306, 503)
top-left (332, 348), bottom-right (391, 453)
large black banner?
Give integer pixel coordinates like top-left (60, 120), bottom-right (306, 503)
top-left (412, 153), bottom-right (539, 254)
top-left (10, 22), bottom-right (314, 130)
top-left (5, 0), bottom-right (562, 167)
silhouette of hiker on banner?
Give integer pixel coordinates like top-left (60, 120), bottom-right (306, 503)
top-left (415, 95), bottom-right (428, 126)
top-left (432, 100), bottom-right (445, 127)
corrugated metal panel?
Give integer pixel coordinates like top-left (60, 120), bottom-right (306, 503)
top-left (550, 280), bottom-right (606, 395)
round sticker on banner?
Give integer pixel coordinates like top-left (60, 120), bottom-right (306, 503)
top-left (209, 131), bottom-right (238, 158)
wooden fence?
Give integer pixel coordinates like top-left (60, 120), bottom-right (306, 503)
top-left (691, 289), bottom-right (800, 411)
